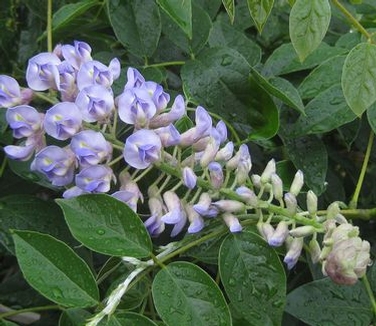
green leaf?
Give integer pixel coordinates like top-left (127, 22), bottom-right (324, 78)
top-left (52, 0), bottom-right (98, 31)
top-left (12, 230), bottom-right (99, 308)
top-left (98, 312), bottom-right (158, 326)
top-left (286, 278), bottom-right (373, 325)
top-left (263, 42), bottom-right (345, 76)
top-left (157, 0), bottom-right (192, 39)
top-left (367, 102), bottom-right (376, 135)
top-left (161, 2), bottom-right (212, 56)
top-left (107, 0), bottom-right (161, 58)
top-left (56, 194), bottom-right (152, 258)
top-left (342, 42), bottom-right (376, 116)
top-left (222, 0), bottom-right (235, 23)
top-left (284, 135), bottom-right (327, 195)
top-left (185, 234), bottom-right (226, 265)
top-left (209, 21), bottom-right (262, 67)
top-left (290, 84), bottom-right (357, 137)
top-left (250, 67), bottom-right (304, 113)
top-left (219, 231), bottom-right (286, 325)
top-left (152, 261), bottom-right (231, 326)
top-left (247, 0), bottom-right (274, 34)
top-left (299, 55), bottom-right (346, 99)
top-left (0, 195), bottom-right (74, 254)
top-left (289, 0), bottom-right (331, 62)
top-left (59, 308), bottom-right (91, 326)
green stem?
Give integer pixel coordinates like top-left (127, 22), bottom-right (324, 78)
top-left (362, 275), bottom-right (376, 317)
top-left (0, 305), bottom-right (60, 319)
top-left (0, 156), bottom-right (7, 178)
top-left (331, 0), bottom-right (372, 40)
top-left (34, 91), bottom-right (59, 105)
top-left (349, 131), bottom-right (374, 209)
top-left (143, 61), bottom-right (185, 69)
top-left (47, 0), bottom-right (53, 52)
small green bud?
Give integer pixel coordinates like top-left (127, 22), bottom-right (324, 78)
top-left (284, 192), bottom-right (297, 214)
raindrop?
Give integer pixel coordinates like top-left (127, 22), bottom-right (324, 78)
top-left (52, 287), bottom-right (64, 299)
top-left (96, 229), bottom-right (105, 235)
top-left (221, 55), bottom-right (233, 67)
top-left (228, 277), bottom-right (236, 286)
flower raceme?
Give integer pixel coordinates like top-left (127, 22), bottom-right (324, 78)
top-left (1, 40), bottom-right (372, 284)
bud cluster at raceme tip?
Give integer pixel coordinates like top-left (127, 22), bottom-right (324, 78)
top-left (1, 41), bottom-right (371, 284)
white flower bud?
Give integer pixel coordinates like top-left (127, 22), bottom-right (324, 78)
top-left (309, 238), bottom-right (321, 263)
top-left (284, 192), bottom-right (297, 214)
top-left (215, 141), bottom-right (234, 161)
top-left (289, 225), bottom-right (316, 238)
top-left (235, 186), bottom-right (258, 207)
top-left (268, 221), bottom-right (289, 247)
top-left (222, 212), bottom-right (242, 233)
top-left (251, 174), bottom-right (261, 188)
top-left (257, 221), bottom-right (275, 242)
top-left (212, 200), bottom-right (245, 213)
top-left (200, 137), bottom-right (219, 167)
top-left (306, 190), bottom-right (317, 215)
top-left (271, 173), bottom-right (283, 201)
top-left (284, 237), bottom-right (304, 269)
top-left (290, 170), bottom-right (304, 196)
top-left (327, 202), bottom-right (340, 220)
top-left (260, 159), bottom-right (276, 184)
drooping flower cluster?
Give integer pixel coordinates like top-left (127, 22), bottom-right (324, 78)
top-left (1, 40), bottom-right (371, 283)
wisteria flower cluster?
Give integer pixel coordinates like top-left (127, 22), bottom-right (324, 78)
top-left (1, 40), bottom-right (371, 284)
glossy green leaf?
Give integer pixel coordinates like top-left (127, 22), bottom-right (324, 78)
top-left (161, 3), bottom-right (212, 56)
top-left (286, 278), bottom-right (373, 325)
top-left (0, 195), bottom-right (74, 254)
top-left (284, 135), bottom-right (327, 195)
top-left (247, 0), bottom-right (274, 34)
top-left (12, 230), bottom-right (99, 308)
top-left (342, 42), bottom-right (376, 116)
top-left (263, 42), bottom-right (345, 76)
top-left (299, 55), bottom-right (346, 99)
top-left (185, 234), bottom-right (226, 265)
top-left (209, 21), bottom-right (262, 67)
top-left (152, 261), bottom-right (231, 326)
top-left (98, 312), bottom-right (158, 326)
top-left (56, 194), bottom-right (152, 258)
top-left (289, 0), bottom-right (331, 62)
top-left (219, 231), bottom-right (286, 325)
top-left (52, 0), bottom-right (98, 31)
top-left (157, 0), bottom-right (192, 39)
top-left (107, 0), bottom-right (161, 58)
top-left (222, 0), bottom-right (235, 23)
top-left (250, 67), bottom-right (304, 113)
top-left (290, 85), bottom-right (357, 137)
top-left (0, 320), bottom-right (18, 326)
top-left (59, 308), bottom-right (91, 326)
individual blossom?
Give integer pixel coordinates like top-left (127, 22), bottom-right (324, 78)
top-left (144, 197), bottom-right (165, 237)
top-left (26, 52), bottom-right (61, 91)
top-left (75, 165), bottom-right (114, 193)
top-left (154, 124), bottom-right (181, 147)
top-left (260, 159), bottom-right (276, 184)
top-left (6, 105), bottom-right (43, 138)
top-left (271, 173), bottom-right (283, 202)
top-left (208, 162), bottom-right (224, 189)
top-left (290, 170), bottom-right (304, 196)
top-left (124, 67), bottom-right (145, 89)
top-left (70, 130), bottom-right (112, 167)
top-left (61, 41), bottom-right (92, 70)
top-left (117, 88), bottom-right (157, 128)
top-left (257, 221), bottom-right (275, 243)
top-left (324, 237), bottom-right (371, 285)
top-left (235, 144), bottom-right (252, 184)
top-left (185, 203), bottom-right (204, 233)
top-left (149, 95), bottom-right (185, 128)
top-left (30, 145), bottom-right (76, 186)
top-left (4, 132), bottom-right (45, 161)
top-left (58, 61), bottom-right (78, 102)
top-left (143, 81), bottom-right (170, 111)
top-left (76, 59), bottom-right (120, 90)
top-left (215, 141), bottom-right (234, 162)
top-left (222, 212), bottom-right (242, 233)
top-left (112, 172), bottom-right (143, 212)
top-left (75, 84), bottom-right (114, 122)
top-left (182, 167), bottom-right (197, 189)
top-left (284, 237), bottom-right (304, 269)
top-left (235, 186), bottom-right (258, 207)
top-left (63, 186), bottom-right (87, 199)
top-left (161, 191), bottom-right (187, 237)
top-left (193, 192), bottom-right (219, 218)
top-left (123, 129), bottom-right (162, 169)
top-left (213, 200), bottom-right (245, 213)
top-left (44, 102), bottom-right (82, 140)
top-left (268, 221), bottom-right (289, 247)
top-left (214, 120), bottom-right (228, 144)
top-left (0, 75), bottom-right (33, 108)
top-left (199, 136), bottom-right (220, 168)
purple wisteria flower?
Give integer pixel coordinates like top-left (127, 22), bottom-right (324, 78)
top-left (149, 94), bottom-right (185, 128)
top-left (70, 130), bottom-right (112, 167)
top-left (61, 41), bottom-right (92, 70)
top-left (26, 52), bottom-right (61, 91)
top-left (75, 165), bottom-right (114, 193)
top-left (161, 191), bottom-right (187, 237)
top-left (193, 192), bottom-right (219, 218)
top-left (117, 88), bottom-right (157, 128)
top-left (0, 75), bottom-right (33, 108)
top-left (222, 213), bottom-right (242, 233)
top-left (4, 133), bottom-right (45, 161)
top-left (182, 167), bottom-right (197, 189)
top-left (44, 102), bottom-right (82, 140)
top-left (144, 197), bottom-right (165, 237)
top-left (75, 85), bottom-right (114, 122)
top-left (123, 129), bottom-right (162, 169)
top-left (124, 67), bottom-right (145, 89)
top-left (185, 203), bottom-right (204, 233)
top-left (208, 162), bottom-right (224, 189)
top-left (58, 61), bottom-right (78, 102)
top-left (154, 124), bottom-right (181, 147)
top-left (76, 59), bottom-right (120, 90)
top-left (31, 145), bottom-right (76, 186)
top-left (143, 81), bottom-right (170, 111)
top-left (6, 105), bottom-right (43, 138)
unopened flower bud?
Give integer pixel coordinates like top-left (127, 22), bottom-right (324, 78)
top-left (235, 186), bottom-right (258, 207)
top-left (290, 170), bottom-right (304, 196)
top-left (284, 192), bottom-right (297, 214)
top-left (306, 190), bottom-right (317, 215)
top-left (326, 202), bottom-right (340, 220)
top-left (193, 192), bottom-right (218, 218)
top-left (215, 141), bottom-right (234, 161)
top-left (222, 213), bottom-right (242, 233)
top-left (309, 239), bottom-right (321, 263)
top-left (185, 203), bottom-right (204, 233)
top-left (257, 221), bottom-right (275, 243)
top-left (212, 200), bottom-right (245, 213)
top-left (182, 167), bottom-right (197, 189)
top-left (251, 174), bottom-right (261, 188)
top-left (268, 221), bottom-right (289, 247)
top-left (208, 162), bottom-right (224, 189)
top-left (271, 173), bottom-right (283, 201)
top-left (284, 237), bottom-right (304, 269)
top-left (289, 225), bottom-right (316, 238)
top-left (200, 137), bottom-right (219, 167)
top-left (260, 159), bottom-right (276, 184)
